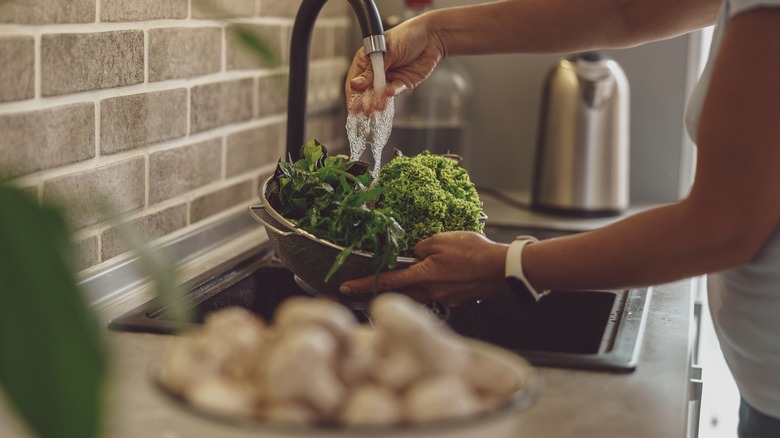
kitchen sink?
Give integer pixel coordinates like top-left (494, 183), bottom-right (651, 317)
top-left (109, 224), bottom-right (651, 372)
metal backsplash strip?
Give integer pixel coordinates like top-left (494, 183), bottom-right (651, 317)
top-left (78, 211), bottom-right (257, 305)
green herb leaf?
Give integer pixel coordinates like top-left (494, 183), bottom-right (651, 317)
top-left (272, 140), bottom-right (406, 280)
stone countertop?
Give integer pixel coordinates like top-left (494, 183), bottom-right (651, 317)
top-left (0, 193), bottom-right (695, 438)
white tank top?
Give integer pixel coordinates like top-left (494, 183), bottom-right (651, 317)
top-left (685, 0), bottom-right (780, 418)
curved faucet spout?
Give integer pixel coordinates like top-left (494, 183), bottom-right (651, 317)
top-left (286, 0), bottom-right (386, 161)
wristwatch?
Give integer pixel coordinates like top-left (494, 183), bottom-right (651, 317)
top-left (505, 236), bottom-right (551, 304)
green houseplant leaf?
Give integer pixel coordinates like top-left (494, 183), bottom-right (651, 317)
top-left (0, 184), bottom-right (107, 438)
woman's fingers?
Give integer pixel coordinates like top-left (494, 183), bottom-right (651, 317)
top-left (345, 48), bottom-right (373, 109)
top-left (340, 259), bottom-right (433, 295)
top-left (386, 80), bottom-right (408, 98)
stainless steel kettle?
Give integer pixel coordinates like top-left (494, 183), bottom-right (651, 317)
top-left (532, 52), bottom-right (630, 217)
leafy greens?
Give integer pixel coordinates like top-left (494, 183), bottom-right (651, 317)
top-left (268, 140), bottom-right (405, 282)
top-left (375, 151), bottom-right (484, 256)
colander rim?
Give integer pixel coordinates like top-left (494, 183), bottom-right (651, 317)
top-left (258, 175), bottom-right (419, 264)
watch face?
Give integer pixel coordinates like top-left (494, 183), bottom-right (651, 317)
top-left (505, 276), bottom-right (538, 305)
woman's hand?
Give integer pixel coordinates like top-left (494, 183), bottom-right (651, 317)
top-left (339, 231), bottom-right (509, 307)
top-left (345, 13), bottom-right (447, 115)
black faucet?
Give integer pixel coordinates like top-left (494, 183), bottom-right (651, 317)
top-left (286, 0), bottom-right (386, 161)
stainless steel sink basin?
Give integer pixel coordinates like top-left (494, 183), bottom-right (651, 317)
top-left (109, 224), bottom-right (651, 373)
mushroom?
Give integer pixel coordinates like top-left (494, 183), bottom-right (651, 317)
top-left (202, 306), bottom-right (268, 348)
top-left (403, 374), bottom-right (482, 423)
top-left (339, 324), bottom-right (383, 386)
top-left (369, 342), bottom-right (424, 391)
top-left (369, 293), bottom-right (471, 375)
top-left (273, 296), bottom-right (358, 342)
top-left (158, 329), bottom-right (232, 394)
top-left (185, 374), bottom-right (256, 418)
top-left (339, 383), bottom-right (403, 427)
top-left (202, 306), bottom-right (269, 381)
top-left (262, 324), bottom-right (346, 418)
top-left (460, 350), bottom-right (525, 399)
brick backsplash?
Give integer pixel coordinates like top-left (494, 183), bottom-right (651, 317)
top-left (0, 36), bottom-right (34, 103)
top-left (226, 122), bottom-right (283, 177)
top-left (226, 23), bottom-right (286, 70)
top-left (100, 203), bottom-right (188, 260)
top-left (192, 0), bottom-right (256, 19)
top-left (0, 0), bottom-right (95, 24)
top-left (190, 179), bottom-right (254, 224)
top-left (149, 27), bottom-right (222, 81)
top-left (72, 235), bottom-right (99, 272)
top-left (257, 2), bottom-right (349, 26)
top-left (102, 0), bottom-right (188, 22)
top-left (101, 89), bottom-right (188, 154)
top-left (256, 73), bottom-right (289, 118)
top-left (0, 0), bottom-right (352, 271)
top-left (191, 78), bottom-right (255, 133)
top-left (42, 31), bottom-right (145, 96)
top-left (0, 103), bottom-right (96, 178)
top-left (43, 157), bottom-right (146, 230)
top-left (149, 138), bottom-right (222, 204)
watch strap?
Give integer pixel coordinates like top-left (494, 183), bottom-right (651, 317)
top-left (505, 236), bottom-right (551, 303)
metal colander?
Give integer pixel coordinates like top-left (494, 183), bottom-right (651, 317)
top-left (248, 176), bottom-right (417, 300)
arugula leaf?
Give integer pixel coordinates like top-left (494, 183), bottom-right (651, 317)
top-left (270, 140), bottom-right (405, 281)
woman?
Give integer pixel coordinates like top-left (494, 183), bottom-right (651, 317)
top-left (341, 1), bottom-right (780, 436)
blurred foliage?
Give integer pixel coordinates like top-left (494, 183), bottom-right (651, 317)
top-left (0, 184), bottom-right (106, 438)
top-left (230, 24), bottom-right (281, 67)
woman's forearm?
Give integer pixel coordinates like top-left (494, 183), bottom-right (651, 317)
top-left (521, 201), bottom-right (750, 292)
top-left (424, 0), bottom-right (720, 57)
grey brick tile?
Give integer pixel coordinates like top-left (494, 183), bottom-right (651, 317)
top-left (226, 122), bottom-right (282, 177)
top-left (0, 103), bottom-right (95, 178)
top-left (102, 0), bottom-right (187, 22)
top-left (190, 179), bottom-right (253, 223)
top-left (0, 0), bottom-right (94, 24)
top-left (71, 235), bottom-right (99, 272)
top-left (257, 74), bottom-right (287, 118)
top-left (41, 31), bottom-right (144, 96)
top-left (226, 23), bottom-right (284, 70)
top-left (43, 157), bottom-right (145, 230)
top-left (191, 79), bottom-right (254, 134)
top-left (100, 203), bottom-right (187, 260)
top-left (101, 89), bottom-right (187, 154)
top-left (149, 27), bottom-right (221, 82)
top-left (259, 0), bottom-right (301, 17)
top-left (0, 36), bottom-right (34, 102)
top-left (192, 0), bottom-right (255, 18)
top-left (149, 138), bottom-right (222, 204)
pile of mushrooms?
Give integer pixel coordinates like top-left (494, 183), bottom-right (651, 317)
top-left (158, 293), bottom-right (529, 427)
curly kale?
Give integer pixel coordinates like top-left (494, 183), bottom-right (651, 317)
top-left (375, 151), bottom-right (484, 256)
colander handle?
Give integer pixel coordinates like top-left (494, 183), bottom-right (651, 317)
top-left (248, 205), bottom-right (295, 236)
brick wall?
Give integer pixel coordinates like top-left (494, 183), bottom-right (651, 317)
top-left (0, 0), bottom-right (352, 272)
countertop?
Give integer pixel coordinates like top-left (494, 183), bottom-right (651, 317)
top-left (0, 193), bottom-right (696, 437)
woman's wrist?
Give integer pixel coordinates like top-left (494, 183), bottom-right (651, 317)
top-left (505, 237), bottom-right (551, 302)
top-left (408, 9), bottom-right (446, 59)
